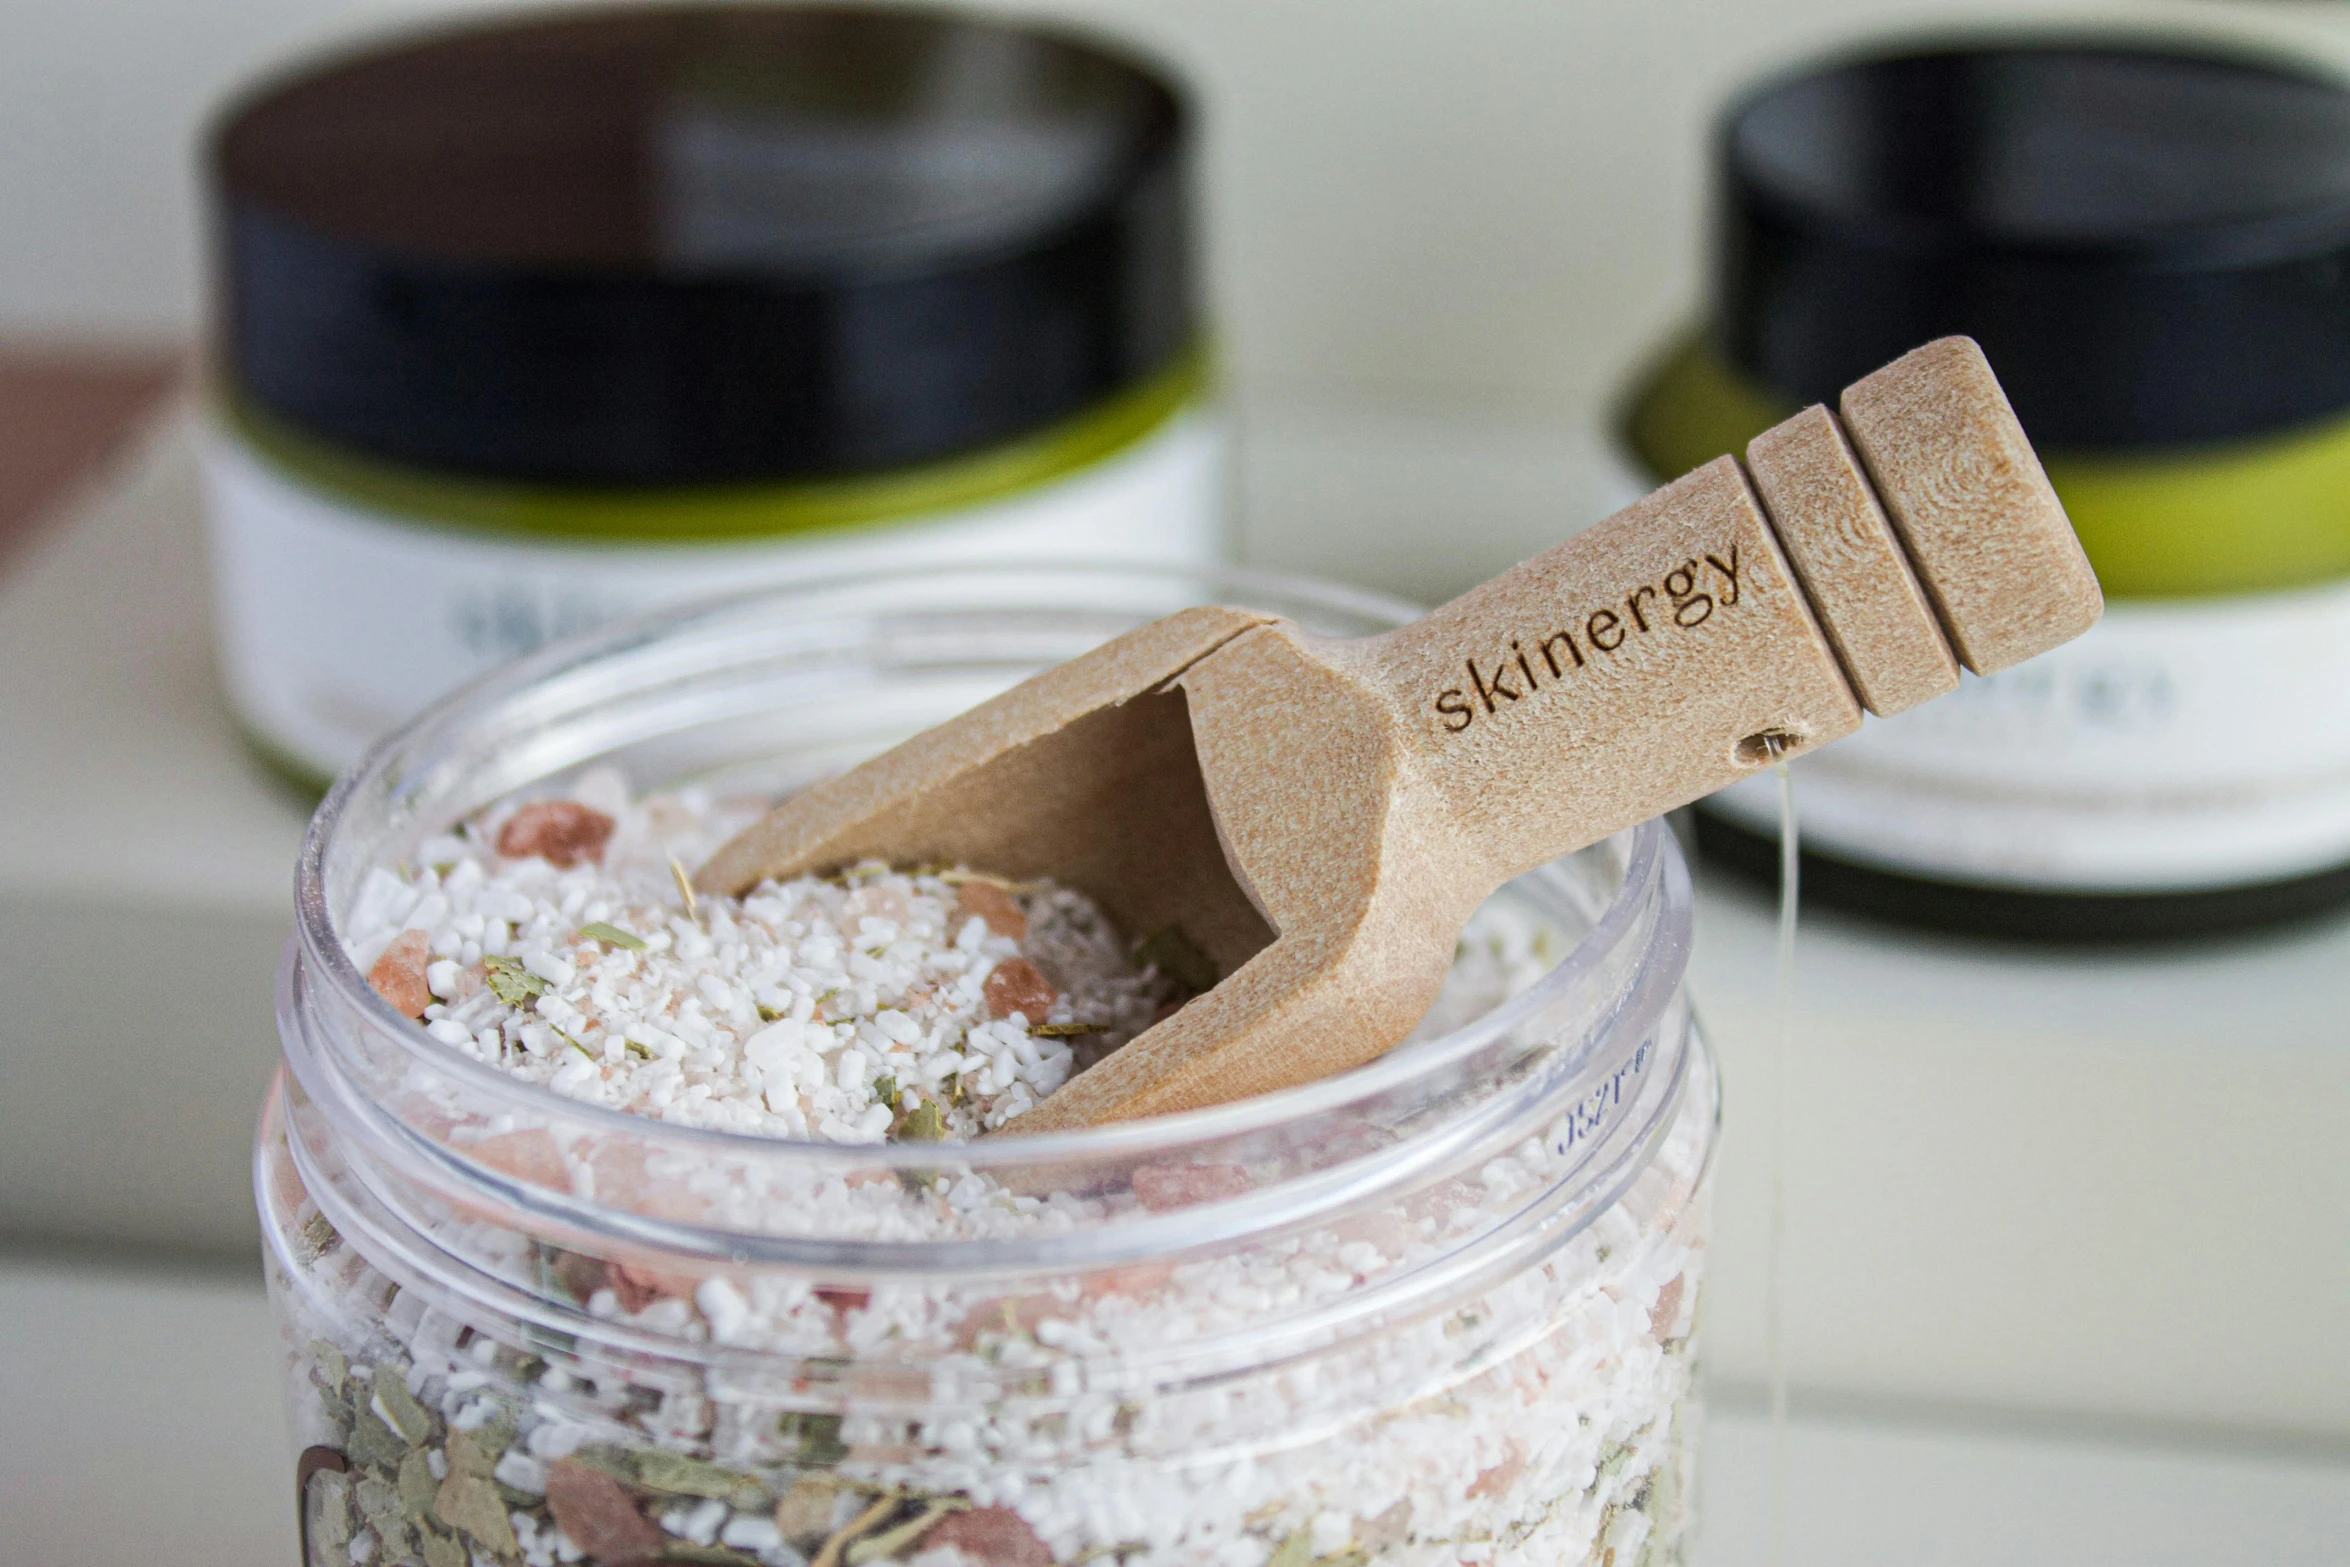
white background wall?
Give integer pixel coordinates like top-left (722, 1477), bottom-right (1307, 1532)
top-left (13, 0), bottom-right (2350, 597)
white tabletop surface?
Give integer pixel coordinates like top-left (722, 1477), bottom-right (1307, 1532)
top-left (5, 1256), bottom-right (2345, 1567)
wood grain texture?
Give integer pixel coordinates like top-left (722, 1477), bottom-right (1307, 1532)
top-left (1745, 404), bottom-right (1959, 716)
top-left (1839, 337), bottom-right (2102, 676)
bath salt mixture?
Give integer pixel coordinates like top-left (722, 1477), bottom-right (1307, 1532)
top-left (277, 776), bottom-right (1710, 1567)
top-left (344, 769), bottom-right (1559, 1142)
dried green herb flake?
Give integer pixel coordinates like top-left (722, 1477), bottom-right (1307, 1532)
top-left (1029, 1022), bottom-right (1109, 1037)
top-left (371, 1365), bottom-right (434, 1446)
top-left (300, 1211), bottom-right (339, 1258)
top-left (435, 1470), bottom-right (519, 1555)
top-left (482, 954), bottom-right (551, 1006)
top-left (308, 1470), bottom-right (354, 1558)
top-left (778, 1411), bottom-right (849, 1465)
top-left (397, 1449), bottom-right (439, 1517)
top-left (1264, 1529), bottom-right (1316, 1567)
top-left (661, 1546), bottom-right (764, 1566)
top-left (895, 1101), bottom-right (946, 1142)
top-left (633, 1448), bottom-right (762, 1502)
top-left (346, 1408), bottom-right (410, 1470)
top-left (418, 1523), bottom-right (469, 1567)
top-left (1069, 1545), bottom-right (1155, 1567)
top-left (578, 920), bottom-right (647, 950)
top-left (377, 1516), bottom-right (418, 1563)
top-left (354, 1474), bottom-right (404, 1530)
top-left (446, 1427), bottom-right (502, 1479)
top-left (847, 1499), bottom-right (967, 1564)
top-left (565, 1444), bottom-right (640, 1483)
top-left (311, 1339), bottom-right (348, 1394)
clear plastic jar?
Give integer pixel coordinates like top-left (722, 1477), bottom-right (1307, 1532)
top-left (256, 565), bottom-right (1718, 1567)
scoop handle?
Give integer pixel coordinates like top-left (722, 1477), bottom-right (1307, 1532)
top-left (1349, 336), bottom-right (2101, 885)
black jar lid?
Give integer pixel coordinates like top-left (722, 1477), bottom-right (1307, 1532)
top-left (209, 5), bottom-right (1193, 485)
top-left (1717, 41), bottom-right (2350, 450)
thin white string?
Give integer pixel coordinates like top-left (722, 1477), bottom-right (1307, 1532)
top-left (1766, 751), bottom-right (1798, 1567)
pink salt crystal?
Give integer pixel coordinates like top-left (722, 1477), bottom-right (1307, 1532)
top-left (1649, 1273), bottom-right (1685, 1340)
top-left (544, 1457), bottom-right (665, 1566)
top-left (1305, 1113), bottom-right (1390, 1163)
top-left (1467, 1446), bottom-right (1525, 1499)
top-left (606, 1267), bottom-right (663, 1314)
top-left (1081, 1260), bottom-right (1174, 1300)
top-left (495, 800), bottom-right (616, 868)
top-left (584, 1142), bottom-right (709, 1222)
top-left (608, 1259), bottom-right (702, 1312)
top-left (368, 930), bottom-right (435, 1018)
top-left (955, 880), bottom-right (1027, 939)
top-left (848, 882), bottom-right (913, 922)
top-left (465, 1128), bottom-right (572, 1192)
top-left (981, 957), bottom-right (1056, 1023)
top-left (1331, 1206), bottom-right (1415, 1257)
top-left (922, 1507), bottom-right (1053, 1567)
top-left (1130, 1162), bottom-right (1253, 1212)
top-left (269, 1143), bottom-right (312, 1219)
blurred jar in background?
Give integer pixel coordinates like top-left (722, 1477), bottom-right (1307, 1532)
top-left (202, 5), bottom-right (1220, 787)
top-left (1620, 40), bottom-right (2350, 940)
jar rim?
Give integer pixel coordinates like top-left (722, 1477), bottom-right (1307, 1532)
top-left (285, 562), bottom-right (1696, 1275)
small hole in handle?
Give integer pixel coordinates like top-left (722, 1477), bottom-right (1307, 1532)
top-left (1734, 728), bottom-right (1805, 766)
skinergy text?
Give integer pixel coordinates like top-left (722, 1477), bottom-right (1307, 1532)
top-left (1435, 547), bottom-right (1748, 734)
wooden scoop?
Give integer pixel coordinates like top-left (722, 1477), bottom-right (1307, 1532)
top-left (697, 338), bottom-right (2102, 1132)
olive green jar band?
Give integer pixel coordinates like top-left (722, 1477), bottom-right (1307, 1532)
top-left (1623, 333), bottom-right (2350, 599)
top-left (222, 346), bottom-right (1210, 544)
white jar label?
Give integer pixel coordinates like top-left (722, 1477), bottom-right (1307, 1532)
top-left (202, 410), bottom-right (1225, 780)
top-left (1706, 578), bottom-right (2350, 889)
